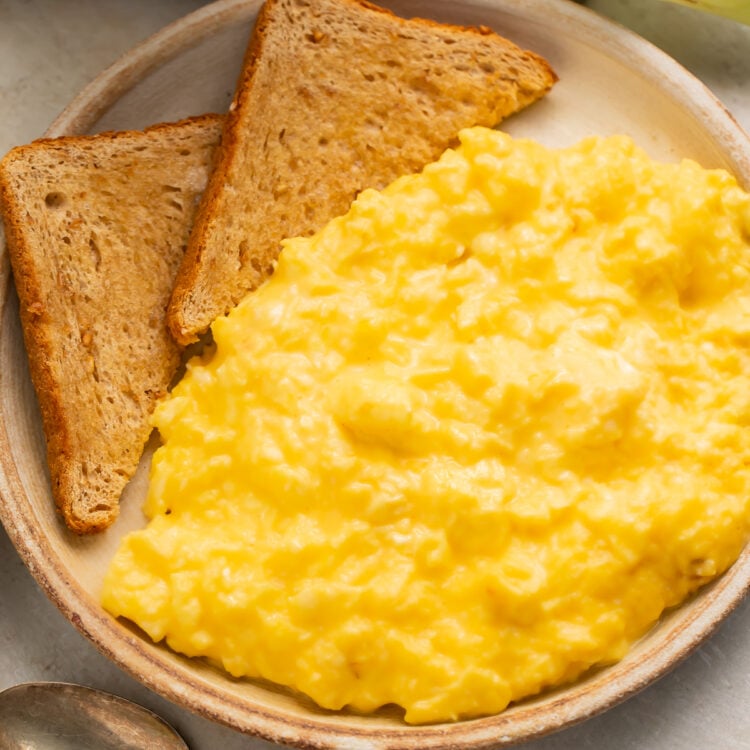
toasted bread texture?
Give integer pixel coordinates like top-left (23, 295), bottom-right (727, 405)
top-left (167, 0), bottom-right (557, 344)
top-left (0, 115), bottom-right (223, 533)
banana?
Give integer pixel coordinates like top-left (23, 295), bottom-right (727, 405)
top-left (663, 0), bottom-right (750, 24)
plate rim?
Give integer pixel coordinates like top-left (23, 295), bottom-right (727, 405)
top-left (2, 0), bottom-right (750, 748)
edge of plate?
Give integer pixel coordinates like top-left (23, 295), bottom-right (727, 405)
top-left (45, 0), bottom-right (256, 138)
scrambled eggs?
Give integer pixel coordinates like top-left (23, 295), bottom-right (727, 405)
top-left (103, 128), bottom-right (750, 723)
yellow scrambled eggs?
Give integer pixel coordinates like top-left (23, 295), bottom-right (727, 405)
top-left (103, 128), bottom-right (750, 723)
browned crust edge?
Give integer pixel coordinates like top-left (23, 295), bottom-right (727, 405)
top-left (6, 112), bottom-right (224, 156)
top-left (166, 10), bottom-right (273, 345)
top-left (0, 159), bottom-right (85, 531)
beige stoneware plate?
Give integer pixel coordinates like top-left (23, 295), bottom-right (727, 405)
top-left (1, 0), bottom-right (750, 748)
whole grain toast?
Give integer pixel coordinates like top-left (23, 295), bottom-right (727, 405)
top-left (0, 115), bottom-right (223, 533)
top-left (167, 0), bottom-right (557, 344)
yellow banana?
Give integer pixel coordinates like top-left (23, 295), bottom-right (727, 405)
top-left (663, 0), bottom-right (750, 24)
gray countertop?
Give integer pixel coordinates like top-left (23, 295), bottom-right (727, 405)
top-left (1, 1), bottom-right (749, 748)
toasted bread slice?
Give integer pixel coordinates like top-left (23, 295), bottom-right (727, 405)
top-left (0, 115), bottom-right (223, 533)
top-left (167, 0), bottom-right (557, 344)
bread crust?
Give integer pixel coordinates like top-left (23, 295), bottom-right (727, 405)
top-left (167, 0), bottom-right (557, 344)
top-left (0, 114), bottom-right (223, 533)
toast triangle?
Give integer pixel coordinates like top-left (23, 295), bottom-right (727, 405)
top-left (0, 115), bottom-right (222, 533)
top-left (167, 0), bottom-right (557, 344)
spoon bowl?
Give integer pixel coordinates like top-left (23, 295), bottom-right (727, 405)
top-left (0, 682), bottom-right (188, 750)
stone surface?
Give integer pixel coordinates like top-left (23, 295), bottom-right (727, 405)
top-left (0, 1), bottom-right (748, 748)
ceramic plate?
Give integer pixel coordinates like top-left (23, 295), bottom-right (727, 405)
top-left (1, 1), bottom-right (749, 748)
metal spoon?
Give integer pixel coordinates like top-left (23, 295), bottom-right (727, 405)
top-left (0, 682), bottom-right (188, 750)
